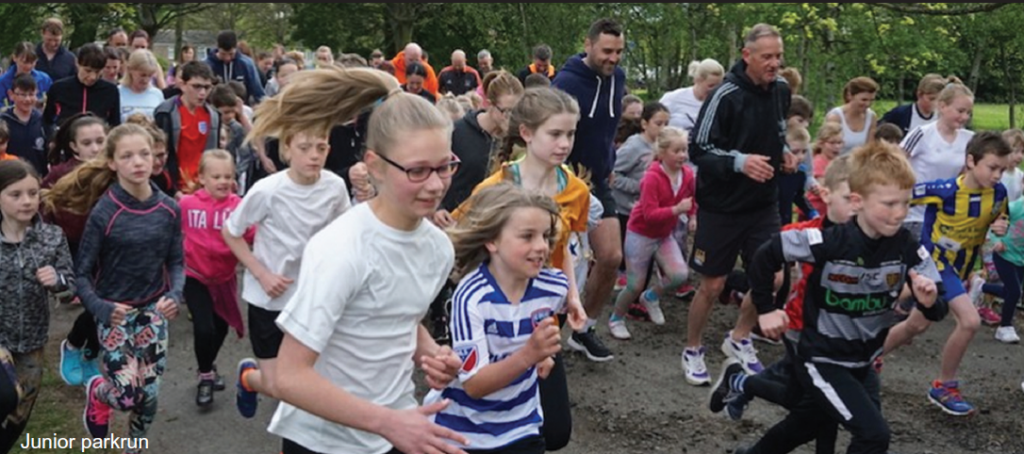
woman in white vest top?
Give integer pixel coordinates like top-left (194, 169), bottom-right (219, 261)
top-left (826, 76), bottom-right (879, 156)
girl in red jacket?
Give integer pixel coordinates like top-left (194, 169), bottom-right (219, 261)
top-left (609, 127), bottom-right (695, 340)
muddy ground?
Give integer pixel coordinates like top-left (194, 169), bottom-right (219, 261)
top-left (17, 291), bottom-right (1024, 454)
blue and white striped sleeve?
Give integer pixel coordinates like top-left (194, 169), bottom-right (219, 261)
top-left (450, 279), bottom-right (490, 382)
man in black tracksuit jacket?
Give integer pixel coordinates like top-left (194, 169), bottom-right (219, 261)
top-left (743, 218), bottom-right (948, 454)
top-left (683, 24), bottom-right (794, 383)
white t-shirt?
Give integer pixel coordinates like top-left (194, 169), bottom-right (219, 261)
top-left (224, 170), bottom-right (350, 311)
top-left (908, 102), bottom-right (937, 132)
top-left (118, 85), bottom-right (164, 122)
top-left (901, 122), bottom-right (974, 224)
top-left (425, 264), bottom-right (567, 450)
top-left (1002, 167), bottom-right (1024, 202)
top-left (268, 202), bottom-right (455, 454)
top-left (659, 87), bottom-right (702, 134)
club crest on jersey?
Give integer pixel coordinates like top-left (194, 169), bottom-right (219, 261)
top-left (530, 308), bottom-right (554, 327)
top-left (198, 121), bottom-right (208, 134)
top-left (694, 249), bottom-right (706, 266)
top-left (455, 345), bottom-right (478, 373)
top-left (886, 273), bottom-right (901, 288)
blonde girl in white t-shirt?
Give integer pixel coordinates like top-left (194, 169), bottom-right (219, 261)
top-left (900, 80), bottom-right (976, 236)
top-left (253, 67), bottom-right (470, 454)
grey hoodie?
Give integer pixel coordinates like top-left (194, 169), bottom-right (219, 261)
top-left (611, 133), bottom-right (655, 215)
top-left (76, 181), bottom-right (184, 324)
top-left (153, 96), bottom-right (221, 189)
top-left (0, 217), bottom-right (74, 353)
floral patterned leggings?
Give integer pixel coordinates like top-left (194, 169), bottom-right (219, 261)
top-left (94, 303), bottom-right (168, 439)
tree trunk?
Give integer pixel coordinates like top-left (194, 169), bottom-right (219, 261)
top-left (799, 33), bottom-right (809, 95)
top-left (897, 70), bottom-right (904, 104)
top-left (727, 24), bottom-right (737, 67)
top-left (519, 3), bottom-right (530, 60)
top-left (386, 4), bottom-right (418, 54)
top-left (1002, 43), bottom-right (1017, 129)
top-left (967, 43), bottom-right (984, 94)
top-left (66, 4), bottom-right (104, 50)
top-left (174, 5), bottom-right (184, 60)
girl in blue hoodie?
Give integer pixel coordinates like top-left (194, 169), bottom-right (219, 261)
top-left (49, 123), bottom-right (183, 451)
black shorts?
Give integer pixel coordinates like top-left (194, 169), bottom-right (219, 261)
top-left (248, 304), bottom-right (284, 360)
top-left (690, 206), bottom-right (780, 277)
top-left (592, 178), bottom-right (617, 219)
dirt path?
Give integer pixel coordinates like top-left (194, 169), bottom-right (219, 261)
top-left (17, 295), bottom-right (1024, 454)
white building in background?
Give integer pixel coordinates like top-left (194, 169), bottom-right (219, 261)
top-left (151, 30), bottom-right (218, 61)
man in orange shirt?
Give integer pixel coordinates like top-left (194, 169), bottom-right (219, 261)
top-left (390, 43), bottom-right (439, 96)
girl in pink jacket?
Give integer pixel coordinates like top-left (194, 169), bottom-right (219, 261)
top-left (179, 149), bottom-right (254, 407)
top-left (608, 127), bottom-right (696, 340)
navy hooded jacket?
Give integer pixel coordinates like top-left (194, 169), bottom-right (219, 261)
top-left (552, 53), bottom-right (625, 185)
top-left (204, 49), bottom-right (266, 104)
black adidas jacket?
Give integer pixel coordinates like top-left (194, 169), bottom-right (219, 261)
top-left (689, 60), bottom-right (790, 214)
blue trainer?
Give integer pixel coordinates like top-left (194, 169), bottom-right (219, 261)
top-left (236, 358), bottom-right (259, 418)
top-left (928, 380), bottom-right (975, 416)
top-left (59, 339), bottom-right (84, 386)
top-left (80, 349), bottom-right (102, 383)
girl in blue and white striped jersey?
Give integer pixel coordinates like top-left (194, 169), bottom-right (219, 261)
top-left (428, 183), bottom-right (568, 454)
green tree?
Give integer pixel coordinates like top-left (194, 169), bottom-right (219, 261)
top-left (0, 4), bottom-right (46, 55)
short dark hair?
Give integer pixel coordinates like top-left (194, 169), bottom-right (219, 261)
top-left (406, 61), bottom-right (428, 78)
top-left (875, 123), bottom-right (903, 144)
top-left (217, 30), bottom-right (238, 51)
top-left (12, 42), bottom-right (36, 62)
top-left (40, 18), bottom-right (63, 35)
top-left (103, 46), bottom-right (121, 62)
top-left (129, 30), bottom-right (149, 44)
top-left (967, 130), bottom-right (1013, 164)
top-left (274, 57), bottom-right (298, 73)
top-left (533, 44), bottom-right (552, 61)
top-left (209, 84), bottom-right (238, 108)
top-left (227, 81), bottom-right (247, 99)
top-left (587, 18), bottom-right (623, 42)
top-left (256, 51), bottom-right (272, 61)
top-left (76, 43), bottom-right (106, 70)
top-left (106, 27), bottom-right (125, 40)
top-left (788, 95), bottom-right (814, 121)
top-left (524, 73), bottom-right (551, 88)
top-left (13, 73), bottom-right (37, 93)
top-left (179, 61), bottom-right (214, 83)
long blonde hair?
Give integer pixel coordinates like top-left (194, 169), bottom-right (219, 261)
top-left (248, 66), bottom-right (451, 157)
top-left (43, 124), bottom-right (153, 215)
top-left (448, 182), bottom-right (560, 281)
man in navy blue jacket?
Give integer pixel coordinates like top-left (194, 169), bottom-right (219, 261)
top-left (204, 30), bottom-right (266, 105)
top-left (35, 18), bottom-right (77, 82)
top-left (552, 18), bottom-right (626, 363)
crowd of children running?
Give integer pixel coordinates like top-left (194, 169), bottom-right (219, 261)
top-left (0, 13), bottom-right (1021, 454)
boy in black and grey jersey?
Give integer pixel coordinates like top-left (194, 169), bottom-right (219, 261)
top-left (737, 143), bottom-right (948, 454)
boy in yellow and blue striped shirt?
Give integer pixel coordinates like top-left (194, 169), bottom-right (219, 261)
top-left (885, 131), bottom-right (1012, 416)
